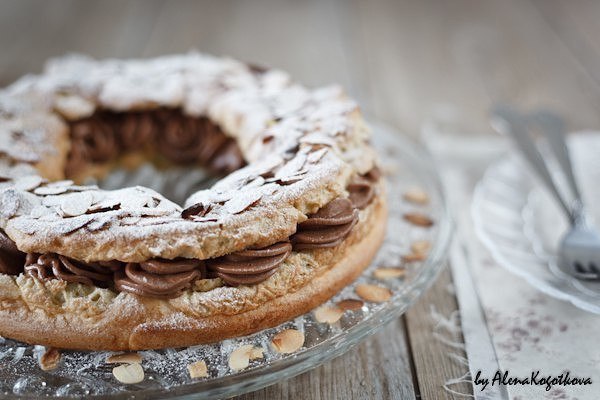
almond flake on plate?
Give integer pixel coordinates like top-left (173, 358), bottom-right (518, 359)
top-left (314, 305), bottom-right (344, 324)
top-left (337, 298), bottom-right (364, 311)
top-left (112, 363), bottom-right (144, 384)
top-left (187, 360), bottom-right (209, 378)
top-left (106, 352), bottom-right (142, 364)
top-left (355, 284), bottom-right (392, 303)
top-left (228, 344), bottom-right (264, 371)
top-left (403, 187), bottom-right (430, 205)
top-left (402, 252), bottom-right (427, 263)
top-left (403, 212), bottom-right (434, 227)
top-left (271, 329), bottom-right (305, 354)
top-left (411, 240), bottom-right (431, 255)
top-left (373, 267), bottom-right (406, 279)
top-left (39, 347), bottom-right (61, 371)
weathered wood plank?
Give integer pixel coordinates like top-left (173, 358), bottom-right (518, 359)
top-left (405, 266), bottom-right (470, 399)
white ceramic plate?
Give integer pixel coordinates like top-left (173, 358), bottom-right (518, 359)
top-left (472, 133), bottom-right (600, 313)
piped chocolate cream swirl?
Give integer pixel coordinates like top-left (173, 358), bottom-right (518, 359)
top-left (66, 115), bottom-right (118, 176)
top-left (291, 198), bottom-right (359, 250)
top-left (65, 109), bottom-right (246, 179)
top-left (209, 241), bottom-right (292, 286)
top-left (25, 253), bottom-right (120, 287)
top-left (117, 111), bottom-right (157, 150)
top-left (114, 259), bottom-right (204, 299)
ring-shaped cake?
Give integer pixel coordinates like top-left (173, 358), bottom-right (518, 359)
top-left (0, 53), bottom-right (386, 350)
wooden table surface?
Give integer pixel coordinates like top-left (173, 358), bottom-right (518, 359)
top-left (2, 1), bottom-right (599, 398)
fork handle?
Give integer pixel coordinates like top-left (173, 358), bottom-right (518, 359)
top-left (491, 105), bottom-right (575, 223)
top-left (532, 110), bottom-right (583, 204)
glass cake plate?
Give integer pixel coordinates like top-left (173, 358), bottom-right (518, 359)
top-left (0, 122), bottom-right (452, 399)
top-left (472, 133), bottom-right (600, 313)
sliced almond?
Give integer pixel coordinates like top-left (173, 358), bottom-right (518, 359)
top-left (112, 363), bottom-right (144, 384)
top-left (59, 192), bottom-right (94, 217)
top-left (402, 252), bottom-right (427, 263)
top-left (355, 284), bottom-right (392, 303)
top-left (403, 187), bottom-right (429, 205)
top-left (228, 344), bottom-right (264, 371)
top-left (271, 329), bottom-right (305, 354)
top-left (411, 240), bottom-right (431, 255)
top-left (403, 212), bottom-right (434, 227)
top-left (224, 191), bottom-right (262, 214)
top-left (39, 347), bottom-right (61, 371)
top-left (187, 360), bottom-right (209, 379)
top-left (14, 175), bottom-right (44, 192)
top-left (106, 352), bottom-right (142, 364)
top-left (373, 267), bottom-right (406, 279)
top-left (314, 305), bottom-right (344, 324)
top-left (54, 94), bottom-right (95, 120)
top-left (337, 298), bottom-right (364, 311)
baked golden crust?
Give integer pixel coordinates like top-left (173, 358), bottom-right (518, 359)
top-left (0, 194), bottom-right (386, 350)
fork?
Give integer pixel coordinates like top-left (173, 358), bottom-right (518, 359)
top-left (491, 105), bottom-right (600, 280)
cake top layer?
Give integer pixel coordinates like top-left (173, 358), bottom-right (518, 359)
top-left (0, 52), bottom-right (376, 262)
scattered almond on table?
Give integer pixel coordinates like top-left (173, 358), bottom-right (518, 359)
top-left (355, 284), bottom-right (392, 303)
top-left (271, 329), bottom-right (305, 354)
top-left (39, 347), bottom-right (61, 371)
top-left (229, 344), bottom-right (264, 371)
top-left (187, 360), bottom-right (209, 378)
top-left (314, 305), bottom-right (344, 324)
top-left (112, 363), bottom-right (144, 384)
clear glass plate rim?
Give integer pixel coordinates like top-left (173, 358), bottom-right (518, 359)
top-left (0, 121), bottom-right (453, 400)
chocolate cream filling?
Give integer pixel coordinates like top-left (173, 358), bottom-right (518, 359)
top-left (208, 241), bottom-right (292, 286)
top-left (65, 109), bottom-right (245, 179)
top-left (1, 138), bottom-right (379, 298)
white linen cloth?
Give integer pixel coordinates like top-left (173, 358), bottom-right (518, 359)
top-left (424, 129), bottom-right (600, 400)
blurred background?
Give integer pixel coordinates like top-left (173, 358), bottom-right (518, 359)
top-left (1, 0), bottom-right (599, 138)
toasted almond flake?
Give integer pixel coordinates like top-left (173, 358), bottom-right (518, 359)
top-left (187, 360), bottom-right (209, 379)
top-left (411, 240), bottom-right (431, 255)
top-left (39, 347), bottom-right (60, 371)
top-left (54, 94), bottom-right (95, 120)
top-left (337, 298), bottom-right (364, 311)
top-left (402, 252), bottom-right (427, 263)
top-left (224, 191), bottom-right (262, 214)
top-left (34, 185), bottom-right (69, 195)
top-left (271, 329), bottom-right (305, 354)
top-left (229, 344), bottom-right (264, 371)
top-left (403, 212), bottom-right (434, 227)
top-left (355, 284), bottom-right (392, 303)
top-left (373, 267), bottom-right (406, 279)
top-left (106, 353), bottom-right (142, 364)
top-left (403, 187), bottom-right (430, 205)
top-left (14, 175), bottom-right (44, 192)
top-left (59, 192), bottom-right (94, 217)
top-left (314, 305), bottom-right (344, 324)
top-left (112, 363), bottom-right (144, 384)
